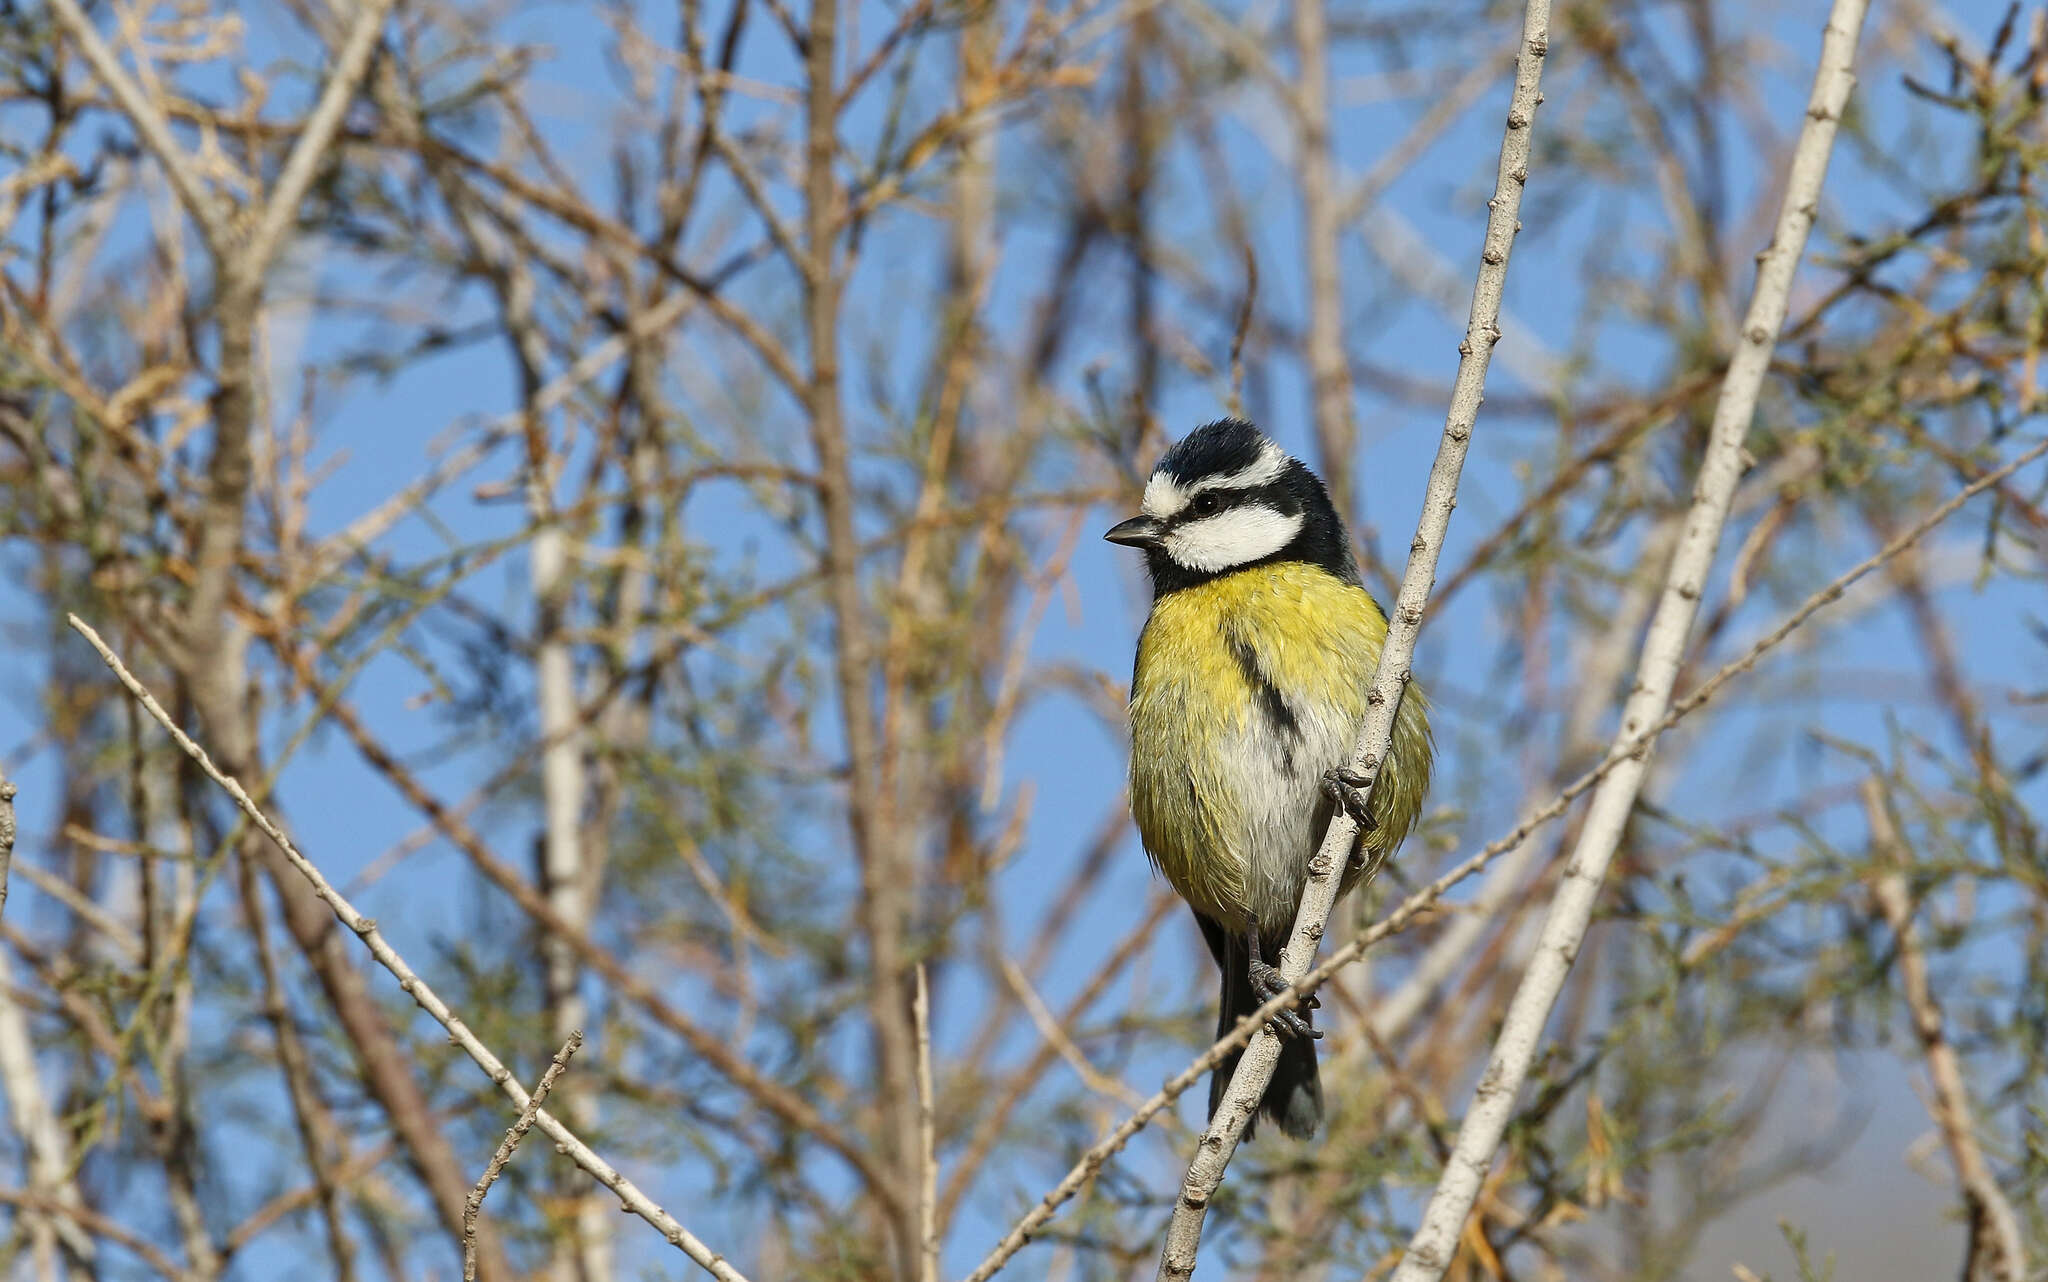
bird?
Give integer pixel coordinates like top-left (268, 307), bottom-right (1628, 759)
top-left (1106, 417), bottom-right (1432, 1140)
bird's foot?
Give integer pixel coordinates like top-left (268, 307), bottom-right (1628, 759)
top-left (1248, 959), bottom-right (1321, 1041)
top-left (1321, 765), bottom-right (1377, 829)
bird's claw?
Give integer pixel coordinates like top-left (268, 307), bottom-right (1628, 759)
top-left (1321, 765), bottom-right (1376, 829)
top-left (1248, 960), bottom-right (1321, 1041)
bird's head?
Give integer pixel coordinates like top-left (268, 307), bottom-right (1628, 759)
top-left (1105, 418), bottom-right (1356, 593)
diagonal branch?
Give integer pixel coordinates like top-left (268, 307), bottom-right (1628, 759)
top-left (46, 0), bottom-right (229, 252)
top-left (1154, 0), bottom-right (1555, 1274)
top-left (464, 1031), bottom-right (583, 1282)
top-left (257, 609), bottom-right (907, 1218)
top-left (1385, 3), bottom-right (1872, 1277)
top-left (1864, 781), bottom-right (2028, 1282)
top-left (69, 617), bottom-right (753, 1282)
top-left (240, 0), bottom-right (399, 283)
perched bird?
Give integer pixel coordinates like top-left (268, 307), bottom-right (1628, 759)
top-left (1107, 418), bottom-right (1432, 1140)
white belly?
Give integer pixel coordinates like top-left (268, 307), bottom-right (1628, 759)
top-left (1219, 697), bottom-right (1360, 934)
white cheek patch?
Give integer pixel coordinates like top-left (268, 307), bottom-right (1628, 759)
top-left (1164, 506), bottom-right (1305, 573)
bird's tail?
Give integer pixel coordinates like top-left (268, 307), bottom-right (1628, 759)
top-left (1202, 919), bottom-right (1324, 1141)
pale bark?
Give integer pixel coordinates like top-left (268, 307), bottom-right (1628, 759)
top-left (1293, 0), bottom-right (1359, 522)
top-left (1386, 4), bottom-right (1871, 1275)
top-left (1865, 780), bottom-right (2028, 1282)
top-left (1155, 1), bottom-right (1556, 1271)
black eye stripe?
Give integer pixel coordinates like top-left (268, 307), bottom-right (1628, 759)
top-left (1167, 478), bottom-right (1297, 523)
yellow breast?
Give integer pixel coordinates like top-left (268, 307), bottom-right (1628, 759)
top-left (1126, 561), bottom-right (1430, 926)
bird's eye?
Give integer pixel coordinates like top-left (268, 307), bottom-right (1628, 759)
top-left (1191, 492), bottom-right (1221, 516)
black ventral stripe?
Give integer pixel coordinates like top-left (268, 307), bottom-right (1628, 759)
top-left (1226, 630), bottom-right (1300, 772)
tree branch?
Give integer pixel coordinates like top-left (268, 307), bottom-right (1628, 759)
top-left (1386, 4), bottom-right (1871, 1276)
top-left (1864, 780), bottom-right (2028, 1282)
top-left (0, 763), bottom-right (14, 922)
top-left (915, 966), bottom-right (940, 1282)
top-left (45, 0), bottom-right (229, 252)
top-left (464, 1031), bottom-right (583, 1282)
top-left (1156, 0), bottom-right (1555, 1272)
top-left (239, 0), bottom-right (399, 282)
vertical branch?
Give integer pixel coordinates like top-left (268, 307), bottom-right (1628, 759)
top-left (1385, 4), bottom-right (1870, 1278)
top-left (1156, 1), bottom-right (1556, 1274)
top-left (1122, 14), bottom-right (1160, 446)
top-left (521, 324), bottom-right (606, 1282)
top-left (1291, 0), bottom-right (1359, 523)
top-left (1864, 781), bottom-right (2028, 1282)
top-left (802, 0), bottom-right (920, 1263)
top-left (0, 767), bottom-right (98, 1273)
top-left (874, 0), bottom-right (999, 931)
top-left (235, 847), bottom-right (360, 1282)
top-left (0, 764), bottom-right (12, 924)
top-left (914, 965), bottom-right (939, 1282)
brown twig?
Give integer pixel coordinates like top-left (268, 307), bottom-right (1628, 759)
top-left (464, 1031), bottom-right (584, 1282)
top-left (0, 764), bottom-right (15, 923)
top-left (1863, 780), bottom-right (2028, 1282)
top-left (0, 1187), bottom-right (195, 1282)
top-left (914, 967), bottom-right (940, 1282)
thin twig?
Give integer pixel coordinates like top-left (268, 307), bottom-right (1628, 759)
top-left (1154, 0), bottom-right (1555, 1273)
top-left (1863, 780), bottom-right (2027, 1282)
top-left (222, 1134), bottom-right (403, 1255)
top-left (0, 764), bottom-right (15, 922)
top-left (66, 617), bottom-right (752, 1282)
top-left (465, 1031), bottom-right (584, 1282)
top-left (45, 0), bottom-right (229, 251)
top-left (240, 0), bottom-right (399, 282)
top-left (998, 959), bottom-right (1147, 1110)
top-left (1227, 240), bottom-right (1256, 417)
top-left (13, 858), bottom-right (144, 961)
top-left (1386, 4), bottom-right (1872, 1277)
top-left (915, 967), bottom-right (940, 1282)
top-left (0, 1188), bottom-right (191, 1282)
